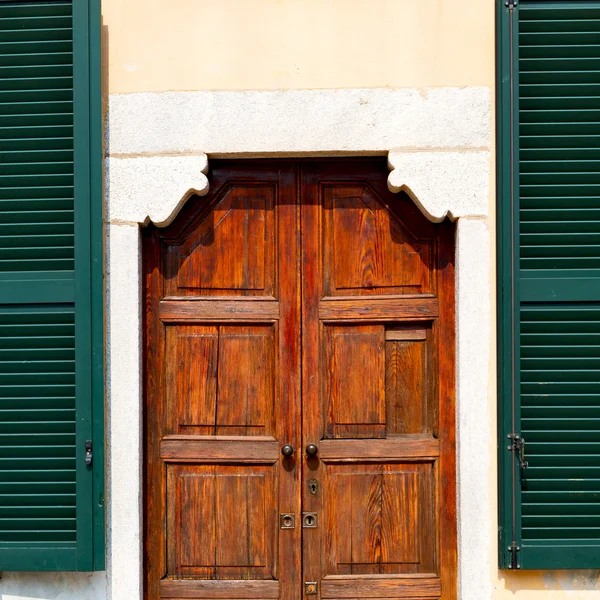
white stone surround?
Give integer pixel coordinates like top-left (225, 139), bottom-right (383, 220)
top-left (0, 87), bottom-right (493, 600)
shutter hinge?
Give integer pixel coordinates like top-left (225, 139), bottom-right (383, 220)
top-left (85, 440), bottom-right (93, 467)
top-left (507, 434), bottom-right (529, 469)
top-left (508, 543), bottom-right (521, 569)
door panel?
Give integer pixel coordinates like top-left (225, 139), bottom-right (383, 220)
top-left (165, 183), bottom-right (276, 297)
top-left (145, 163), bottom-right (300, 600)
top-left (145, 159), bottom-right (456, 600)
top-left (323, 323), bottom-right (386, 438)
top-left (165, 324), bottom-right (276, 436)
top-left (323, 463), bottom-right (435, 575)
top-left (322, 184), bottom-right (433, 296)
top-left (166, 464), bottom-right (276, 579)
top-left (301, 161), bottom-right (456, 600)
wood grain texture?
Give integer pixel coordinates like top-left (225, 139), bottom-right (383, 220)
top-left (321, 574), bottom-right (441, 598)
top-left (165, 184), bottom-right (276, 297)
top-left (324, 464), bottom-right (435, 576)
top-left (386, 331), bottom-right (432, 435)
top-left (319, 438), bottom-right (440, 462)
top-left (165, 324), bottom-right (276, 435)
top-left (160, 436), bottom-right (279, 463)
top-left (216, 326), bottom-right (275, 436)
top-left (166, 465), bottom-right (274, 579)
top-left (160, 578), bottom-right (279, 598)
top-left (436, 219), bottom-right (458, 599)
top-left (322, 185), bottom-right (433, 296)
top-left (324, 324), bottom-right (385, 438)
top-left (166, 325), bottom-right (218, 434)
top-left (160, 299), bottom-right (279, 321)
top-left (319, 296), bottom-right (439, 321)
top-left (144, 227), bottom-right (166, 600)
top-left (385, 327), bottom-right (427, 341)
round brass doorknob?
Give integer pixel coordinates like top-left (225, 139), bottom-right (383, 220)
top-left (281, 444), bottom-right (295, 457)
top-left (305, 444), bottom-right (319, 456)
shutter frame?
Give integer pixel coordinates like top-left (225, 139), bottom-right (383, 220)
top-left (498, 0), bottom-right (600, 570)
top-left (0, 0), bottom-right (103, 572)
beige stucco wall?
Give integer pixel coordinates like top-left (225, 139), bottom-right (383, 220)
top-left (102, 0), bottom-right (494, 93)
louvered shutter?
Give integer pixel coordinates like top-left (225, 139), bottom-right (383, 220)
top-left (0, 0), bottom-right (103, 571)
top-left (499, 0), bottom-right (600, 569)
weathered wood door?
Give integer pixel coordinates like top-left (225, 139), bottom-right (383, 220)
top-left (144, 159), bottom-right (456, 600)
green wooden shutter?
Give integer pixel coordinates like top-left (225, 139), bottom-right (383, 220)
top-left (498, 0), bottom-right (600, 569)
top-left (0, 0), bottom-right (103, 571)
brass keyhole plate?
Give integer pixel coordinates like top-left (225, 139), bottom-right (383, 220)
top-left (302, 512), bottom-right (318, 528)
top-left (280, 513), bottom-right (296, 529)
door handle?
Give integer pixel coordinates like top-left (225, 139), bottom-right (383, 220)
top-left (281, 444), bottom-right (295, 457)
top-left (305, 444), bottom-right (319, 456)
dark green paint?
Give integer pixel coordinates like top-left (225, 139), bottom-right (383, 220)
top-left (498, 0), bottom-right (600, 569)
top-left (0, 0), bottom-right (103, 572)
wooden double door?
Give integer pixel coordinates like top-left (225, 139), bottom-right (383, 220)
top-left (144, 159), bottom-right (456, 600)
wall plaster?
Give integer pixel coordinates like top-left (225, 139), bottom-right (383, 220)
top-left (107, 88), bottom-right (490, 156)
top-left (5, 86), bottom-right (494, 600)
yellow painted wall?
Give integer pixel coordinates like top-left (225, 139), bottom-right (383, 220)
top-left (102, 0), bottom-right (494, 93)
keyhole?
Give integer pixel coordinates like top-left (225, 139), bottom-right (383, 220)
top-left (308, 479), bottom-right (318, 495)
top-left (302, 512), bottom-right (317, 528)
top-left (283, 516), bottom-right (292, 527)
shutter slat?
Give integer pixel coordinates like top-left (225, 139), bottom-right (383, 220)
top-left (0, 16), bottom-right (71, 30)
top-left (521, 20), bottom-right (600, 33)
top-left (521, 71), bottom-right (600, 84)
top-left (0, 115), bottom-right (73, 127)
top-left (0, 28), bottom-right (71, 40)
top-left (0, 53), bottom-right (72, 67)
top-left (0, 4), bottom-right (71, 18)
top-left (0, 508), bottom-right (75, 519)
top-left (0, 434), bottom-right (74, 445)
top-left (521, 110), bottom-right (600, 123)
top-left (0, 127), bottom-right (73, 139)
top-left (0, 532), bottom-right (75, 542)
top-left (0, 101), bottom-right (72, 115)
top-left (0, 78), bottom-right (73, 91)
top-left (0, 65), bottom-right (72, 78)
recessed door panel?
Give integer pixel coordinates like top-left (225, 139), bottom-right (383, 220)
top-left (324, 463), bottom-right (435, 575)
top-left (166, 464), bottom-right (277, 579)
top-left (323, 323), bottom-right (386, 439)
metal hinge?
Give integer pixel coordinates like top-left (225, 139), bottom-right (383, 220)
top-left (507, 434), bottom-right (528, 469)
top-left (508, 543), bottom-right (521, 569)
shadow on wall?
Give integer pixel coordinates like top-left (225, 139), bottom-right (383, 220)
top-left (496, 570), bottom-right (600, 595)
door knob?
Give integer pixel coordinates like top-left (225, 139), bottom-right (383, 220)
top-left (305, 444), bottom-right (319, 456)
top-left (281, 444), bottom-right (295, 457)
